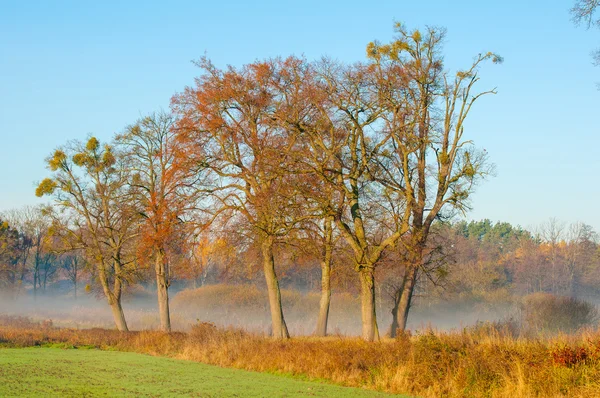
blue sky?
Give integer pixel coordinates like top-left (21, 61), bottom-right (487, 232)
top-left (1, 0), bottom-right (598, 232)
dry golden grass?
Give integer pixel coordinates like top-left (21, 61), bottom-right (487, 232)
top-left (1, 316), bottom-right (600, 397)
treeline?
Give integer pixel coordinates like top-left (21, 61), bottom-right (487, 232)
top-left (2, 209), bottom-right (600, 331)
top-left (4, 23), bottom-right (507, 341)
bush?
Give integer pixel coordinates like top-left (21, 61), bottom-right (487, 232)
top-left (521, 293), bottom-right (598, 334)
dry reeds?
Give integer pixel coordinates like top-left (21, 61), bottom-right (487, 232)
top-left (1, 315), bottom-right (600, 397)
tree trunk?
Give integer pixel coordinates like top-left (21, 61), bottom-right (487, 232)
top-left (315, 259), bottom-right (331, 336)
top-left (315, 217), bottom-right (333, 337)
top-left (359, 267), bottom-right (379, 342)
top-left (98, 267), bottom-right (129, 332)
top-left (390, 265), bottom-right (418, 336)
top-left (388, 273), bottom-right (407, 338)
top-left (109, 298), bottom-right (129, 332)
top-left (155, 249), bottom-right (171, 332)
top-left (261, 238), bottom-right (289, 339)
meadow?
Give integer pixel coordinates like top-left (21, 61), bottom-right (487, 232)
top-left (0, 347), bottom-right (395, 397)
top-left (1, 315), bottom-right (600, 397)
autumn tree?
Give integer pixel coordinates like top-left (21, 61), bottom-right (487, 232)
top-left (182, 232), bottom-right (234, 288)
top-left (5, 206), bottom-right (54, 298)
top-left (565, 222), bottom-right (597, 296)
top-left (60, 252), bottom-right (85, 299)
top-left (278, 54), bottom-right (434, 340)
top-left (36, 137), bottom-right (140, 331)
top-left (365, 24), bottom-right (500, 335)
top-left (0, 210), bottom-right (33, 294)
top-left (117, 111), bottom-right (203, 332)
top-left (0, 218), bottom-right (32, 294)
top-left (173, 58), bottom-right (311, 339)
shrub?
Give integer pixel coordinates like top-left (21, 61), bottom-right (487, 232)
top-left (521, 293), bottom-right (599, 334)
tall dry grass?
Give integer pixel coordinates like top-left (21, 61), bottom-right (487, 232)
top-left (1, 315), bottom-right (600, 397)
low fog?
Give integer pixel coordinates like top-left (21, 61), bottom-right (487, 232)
top-left (0, 283), bottom-right (516, 336)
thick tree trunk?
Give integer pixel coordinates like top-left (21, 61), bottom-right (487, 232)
top-left (315, 259), bottom-right (331, 336)
top-left (390, 265), bottom-right (417, 337)
top-left (261, 238), bottom-right (289, 339)
top-left (155, 249), bottom-right (171, 332)
top-left (359, 267), bottom-right (379, 342)
top-left (99, 267), bottom-right (129, 332)
top-left (109, 299), bottom-right (129, 332)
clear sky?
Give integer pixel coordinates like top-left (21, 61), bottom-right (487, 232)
top-left (1, 0), bottom-right (598, 232)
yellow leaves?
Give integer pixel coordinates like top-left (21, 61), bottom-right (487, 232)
top-left (35, 178), bottom-right (57, 197)
top-left (392, 40), bottom-right (409, 53)
top-left (48, 150), bottom-right (66, 171)
top-left (74, 140), bottom-right (115, 170)
top-left (456, 70), bottom-right (473, 80)
top-left (463, 151), bottom-right (476, 178)
top-left (366, 40), bottom-right (408, 62)
top-left (411, 29), bottom-right (422, 43)
top-left (366, 42), bottom-right (380, 60)
top-left (72, 152), bottom-right (89, 166)
top-left (86, 137), bottom-right (99, 151)
top-left (102, 145), bottom-right (116, 167)
top-left (464, 163), bottom-right (476, 178)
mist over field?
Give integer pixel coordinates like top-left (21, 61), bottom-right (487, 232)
top-left (0, 282), bottom-right (514, 335)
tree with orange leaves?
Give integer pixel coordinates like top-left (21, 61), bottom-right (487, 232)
top-left (117, 111), bottom-right (205, 332)
top-left (270, 57), bottom-right (410, 341)
top-left (173, 58), bottom-right (311, 339)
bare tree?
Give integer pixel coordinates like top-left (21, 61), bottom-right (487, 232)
top-left (61, 252), bottom-right (85, 299)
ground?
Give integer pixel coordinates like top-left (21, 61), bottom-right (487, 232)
top-left (0, 347), bottom-right (400, 397)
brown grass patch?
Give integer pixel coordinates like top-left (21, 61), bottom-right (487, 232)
top-left (1, 315), bottom-right (600, 397)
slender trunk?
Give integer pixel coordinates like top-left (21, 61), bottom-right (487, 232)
top-left (155, 249), bottom-right (171, 332)
top-left (359, 266), bottom-right (379, 342)
top-left (392, 265), bottom-right (418, 335)
top-left (73, 279), bottom-right (77, 300)
top-left (315, 217), bottom-right (333, 337)
top-left (389, 271), bottom-right (407, 337)
top-left (261, 238), bottom-right (289, 339)
top-left (315, 260), bottom-right (331, 336)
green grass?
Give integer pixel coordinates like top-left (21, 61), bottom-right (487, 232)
top-left (0, 348), bottom-right (402, 397)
